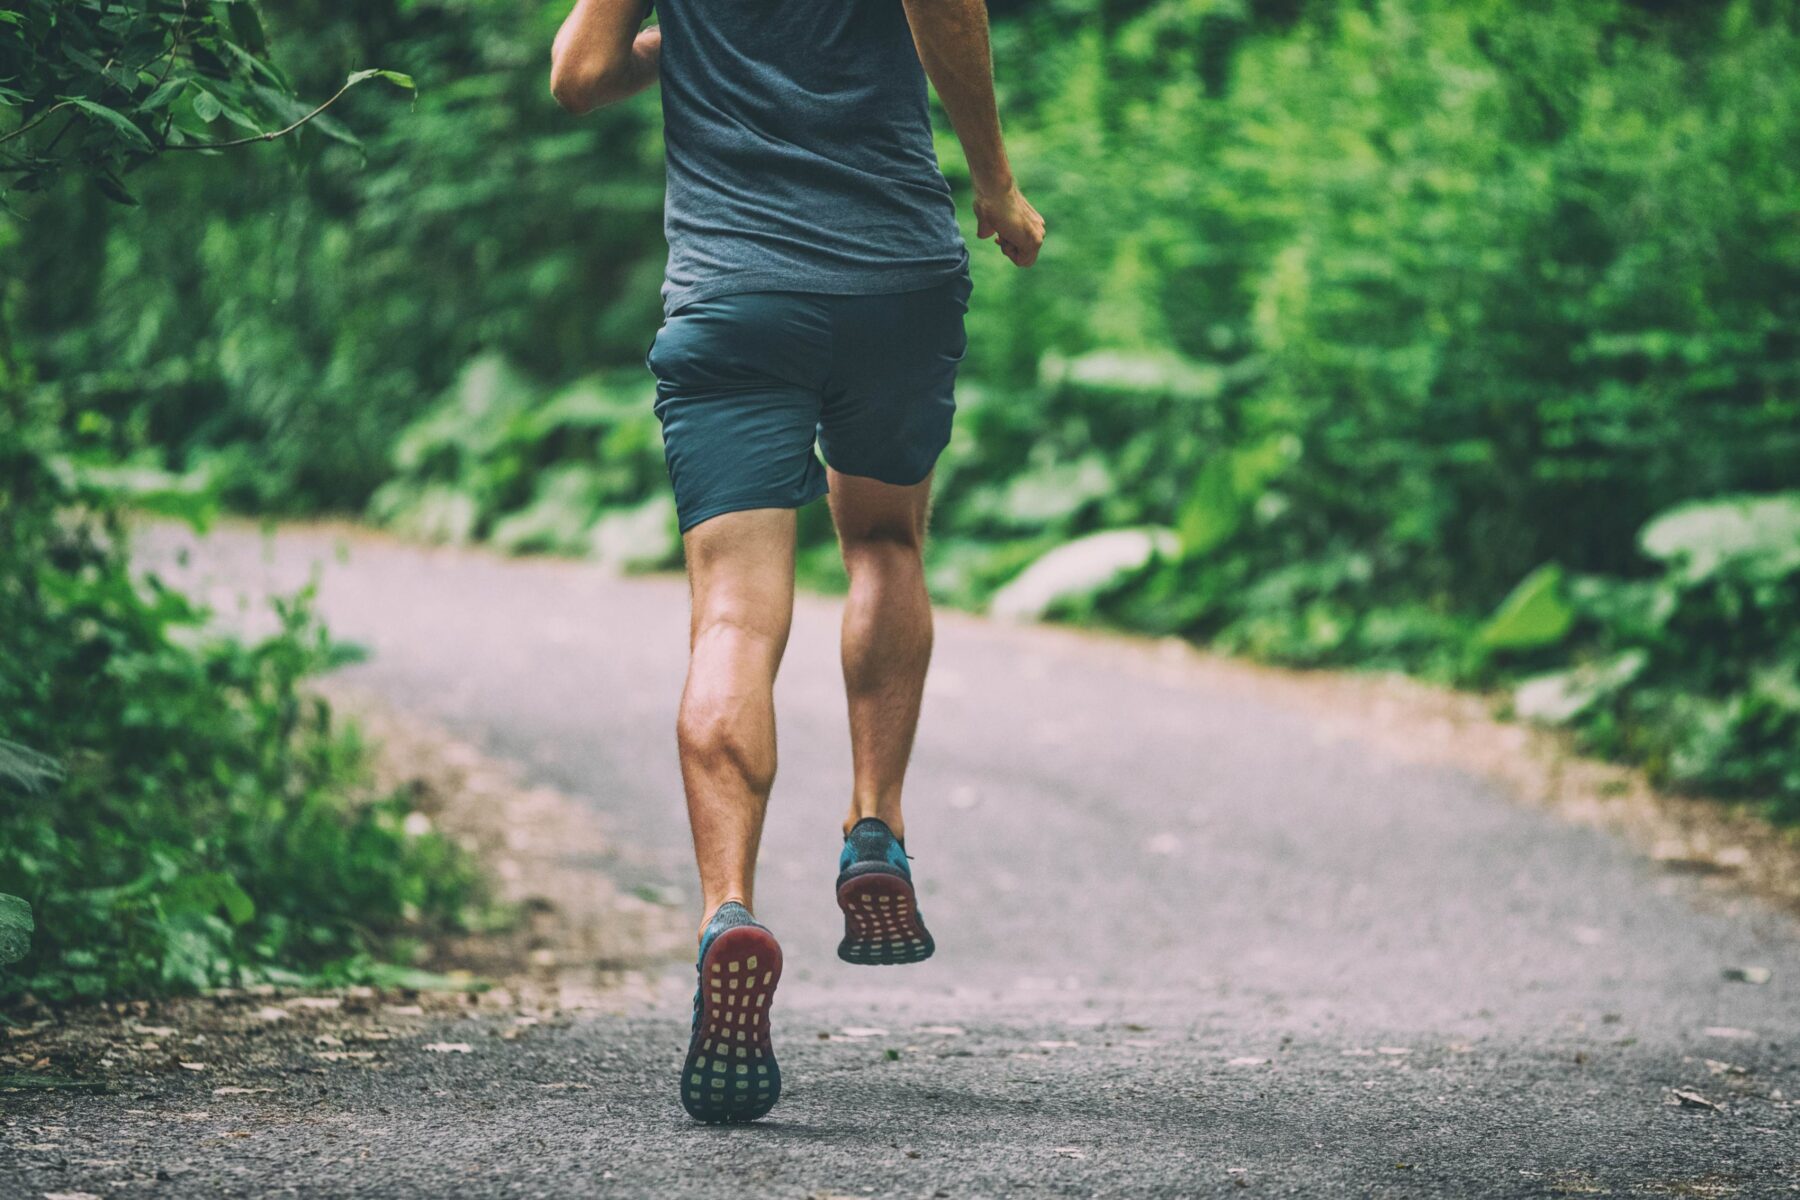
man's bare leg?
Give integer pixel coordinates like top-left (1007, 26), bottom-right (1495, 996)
top-left (677, 508), bottom-right (796, 938)
top-left (828, 468), bottom-right (936, 842)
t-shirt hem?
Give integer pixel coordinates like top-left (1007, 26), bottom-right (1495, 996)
top-left (663, 255), bottom-right (970, 317)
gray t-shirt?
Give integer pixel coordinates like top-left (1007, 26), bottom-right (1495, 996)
top-left (648, 0), bottom-right (970, 316)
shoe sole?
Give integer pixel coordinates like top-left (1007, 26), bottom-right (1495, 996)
top-left (681, 925), bottom-right (782, 1123)
top-left (836, 871), bottom-right (935, 965)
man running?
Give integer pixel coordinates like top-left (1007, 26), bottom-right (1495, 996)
top-left (550, 0), bottom-right (1044, 1123)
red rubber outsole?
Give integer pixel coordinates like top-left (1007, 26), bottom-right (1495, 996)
top-left (836, 872), bottom-right (935, 965)
top-left (682, 925), bottom-right (783, 1123)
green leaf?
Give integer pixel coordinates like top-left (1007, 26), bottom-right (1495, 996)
top-left (191, 88), bottom-right (223, 123)
top-left (1177, 457), bottom-right (1242, 558)
top-left (1476, 564), bottom-right (1574, 651)
top-left (307, 110), bottom-right (361, 149)
top-left (0, 739), bottom-right (65, 797)
top-left (252, 83), bottom-right (360, 148)
top-left (214, 878), bottom-right (256, 927)
top-left (92, 171), bottom-right (138, 206)
top-left (346, 69), bottom-right (416, 92)
top-left (1177, 435), bottom-right (1301, 558)
top-left (162, 873), bottom-right (256, 927)
top-left (1044, 349), bottom-right (1224, 402)
top-left (139, 78), bottom-right (189, 111)
top-left (994, 456), bottom-right (1113, 528)
top-left (0, 895), bottom-right (33, 967)
top-left (226, 4), bottom-right (266, 53)
top-left (67, 98), bottom-right (153, 150)
top-left (220, 38), bottom-right (291, 89)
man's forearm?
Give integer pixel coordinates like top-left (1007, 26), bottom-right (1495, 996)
top-left (551, 0), bottom-right (660, 114)
top-left (900, 0), bottom-right (1012, 194)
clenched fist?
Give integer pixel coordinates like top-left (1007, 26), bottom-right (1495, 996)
top-left (974, 181), bottom-right (1045, 268)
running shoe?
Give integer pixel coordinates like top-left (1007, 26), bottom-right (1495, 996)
top-left (835, 817), bottom-right (935, 965)
top-left (680, 901), bottom-right (782, 1122)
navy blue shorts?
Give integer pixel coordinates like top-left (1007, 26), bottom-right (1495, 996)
top-left (645, 273), bottom-right (972, 533)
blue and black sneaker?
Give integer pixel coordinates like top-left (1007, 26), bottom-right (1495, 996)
top-left (835, 817), bottom-right (934, 965)
top-left (680, 901), bottom-right (783, 1123)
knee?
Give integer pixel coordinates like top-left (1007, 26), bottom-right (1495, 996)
top-left (840, 525), bottom-right (925, 577)
top-left (677, 700), bottom-right (776, 796)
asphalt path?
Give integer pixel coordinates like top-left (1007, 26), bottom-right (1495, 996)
top-left (4, 521), bottom-right (1796, 1198)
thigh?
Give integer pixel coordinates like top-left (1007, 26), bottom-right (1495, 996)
top-left (826, 467), bottom-right (933, 548)
top-left (817, 273), bottom-right (971, 489)
top-left (648, 292), bottom-right (832, 533)
top-left (682, 508), bottom-right (798, 657)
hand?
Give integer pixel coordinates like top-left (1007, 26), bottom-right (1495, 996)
top-left (634, 25), bottom-right (662, 66)
top-left (973, 181), bottom-right (1045, 268)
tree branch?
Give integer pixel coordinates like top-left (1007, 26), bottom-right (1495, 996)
top-left (155, 0), bottom-right (193, 143)
top-left (158, 71), bottom-right (399, 152)
top-left (0, 101), bottom-right (77, 147)
top-left (159, 78), bottom-right (352, 151)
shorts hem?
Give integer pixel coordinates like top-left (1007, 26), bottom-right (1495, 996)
top-left (816, 450), bottom-right (943, 490)
top-left (677, 482), bottom-right (831, 534)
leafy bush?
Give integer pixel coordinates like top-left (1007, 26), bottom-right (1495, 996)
top-left (1507, 494), bottom-right (1800, 823)
top-left (0, 391), bottom-right (485, 1001)
top-left (0, 893), bottom-right (31, 970)
top-left (0, 0), bottom-right (413, 206)
top-left (369, 355), bottom-right (680, 569)
top-left (2, 2), bottom-right (483, 1000)
top-left (977, 0), bottom-right (1799, 663)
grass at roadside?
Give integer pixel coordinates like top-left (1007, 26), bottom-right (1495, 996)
top-left (2, 682), bottom-right (684, 1094)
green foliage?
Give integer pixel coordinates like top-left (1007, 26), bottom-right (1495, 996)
top-left (370, 355), bottom-right (679, 568)
top-left (950, 0), bottom-right (1796, 813)
top-left (8, 0), bottom-right (1798, 820)
top-left (0, 0), bottom-right (412, 206)
top-left (5, 0), bottom-right (666, 511)
top-left (0, 895), bottom-right (32, 968)
top-left (1515, 650), bottom-right (1648, 728)
top-left (1477, 565), bottom-right (1574, 653)
top-left (1533, 494), bottom-right (1800, 823)
top-left (0, 3), bottom-right (480, 1002)
top-left (1638, 495), bottom-right (1800, 587)
top-left (990, 527), bottom-right (1179, 621)
top-left (1175, 434), bottom-right (1301, 560)
top-left (0, 738), bottom-right (65, 797)
top-left (0, 391), bottom-right (484, 1002)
